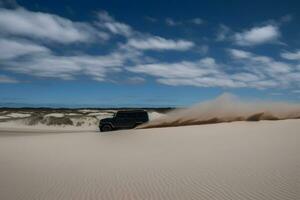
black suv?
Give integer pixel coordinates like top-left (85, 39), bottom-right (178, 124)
top-left (99, 110), bottom-right (149, 132)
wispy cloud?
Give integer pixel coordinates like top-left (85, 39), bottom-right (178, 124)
top-left (165, 18), bottom-right (181, 26)
top-left (145, 16), bottom-right (157, 22)
top-left (0, 8), bottom-right (109, 43)
top-left (127, 36), bottom-right (194, 51)
top-left (165, 17), bottom-right (204, 26)
top-left (228, 48), bottom-right (251, 59)
top-left (216, 15), bottom-right (290, 44)
top-left (127, 58), bottom-right (219, 79)
top-left (228, 48), bottom-right (300, 88)
top-left (0, 75), bottom-right (18, 83)
top-left (0, 38), bottom-right (49, 59)
top-left (0, 8), bottom-right (135, 81)
top-left (189, 18), bottom-right (204, 25)
top-left (233, 25), bottom-right (280, 46)
top-left (97, 11), bottom-right (133, 37)
top-left (228, 48), bottom-right (291, 74)
top-left (0, 5), bottom-right (299, 94)
top-left (125, 77), bottom-right (146, 84)
top-left (216, 24), bottom-right (231, 41)
top-left (127, 58), bottom-right (247, 88)
top-left (279, 14), bottom-right (293, 24)
top-left (96, 11), bottom-right (194, 51)
top-left (127, 48), bottom-right (300, 89)
top-left (0, 8), bottom-right (196, 82)
top-left (281, 50), bottom-right (300, 60)
top-left (4, 50), bottom-right (128, 81)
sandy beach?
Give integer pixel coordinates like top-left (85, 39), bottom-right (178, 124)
top-left (1, 0), bottom-right (300, 199)
top-left (0, 119), bottom-right (299, 200)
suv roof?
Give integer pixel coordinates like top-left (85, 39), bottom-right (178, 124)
top-left (117, 110), bottom-right (147, 113)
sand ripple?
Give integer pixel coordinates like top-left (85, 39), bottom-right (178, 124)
top-left (0, 120), bottom-right (299, 200)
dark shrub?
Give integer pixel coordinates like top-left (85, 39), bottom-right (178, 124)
top-left (246, 113), bottom-right (264, 121)
top-left (46, 117), bottom-right (73, 126)
top-left (26, 114), bottom-right (44, 125)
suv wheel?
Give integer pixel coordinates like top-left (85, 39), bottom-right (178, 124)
top-left (100, 124), bottom-right (112, 132)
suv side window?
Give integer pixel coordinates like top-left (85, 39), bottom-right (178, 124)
top-left (116, 112), bottom-right (135, 118)
top-left (116, 112), bottom-right (127, 118)
top-left (136, 112), bottom-right (144, 118)
top-left (127, 113), bottom-right (137, 118)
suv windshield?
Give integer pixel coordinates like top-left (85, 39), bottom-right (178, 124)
top-left (116, 112), bottom-right (135, 118)
top-left (114, 111), bottom-right (148, 119)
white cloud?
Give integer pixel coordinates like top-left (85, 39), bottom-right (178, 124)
top-left (231, 72), bottom-right (261, 82)
top-left (251, 80), bottom-right (279, 88)
top-left (157, 74), bottom-right (279, 89)
top-left (1, 8), bottom-right (298, 91)
top-left (228, 49), bottom-right (252, 59)
top-left (216, 24), bottom-right (231, 41)
top-left (97, 12), bottom-right (194, 51)
top-left (127, 48), bottom-right (300, 89)
top-left (157, 77), bottom-right (245, 88)
top-left (127, 58), bottom-right (219, 79)
top-left (189, 18), bottom-right (204, 25)
top-left (0, 9), bottom-right (197, 83)
top-left (127, 57), bottom-right (250, 88)
top-left (279, 14), bottom-right (293, 23)
top-left (0, 9), bottom-right (140, 82)
top-left (234, 25), bottom-right (280, 46)
top-left (227, 48), bottom-right (300, 89)
top-left (97, 11), bottom-right (133, 37)
top-left (0, 38), bottom-right (49, 59)
top-left (145, 16), bottom-right (157, 22)
top-left (0, 8), bottom-right (109, 43)
top-left (196, 45), bottom-right (209, 55)
top-left (281, 50), bottom-right (300, 60)
top-left (127, 36), bottom-right (194, 51)
top-left (228, 48), bottom-right (291, 75)
top-left (4, 50), bottom-right (127, 81)
top-left (165, 18), bottom-right (181, 26)
top-left (0, 75), bottom-right (18, 83)
top-left (127, 56), bottom-right (284, 89)
top-left (126, 77), bottom-right (145, 84)
top-left (165, 17), bottom-right (204, 26)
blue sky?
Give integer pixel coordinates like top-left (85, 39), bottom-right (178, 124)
top-left (0, 0), bottom-right (300, 107)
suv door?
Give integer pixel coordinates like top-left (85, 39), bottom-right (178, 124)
top-left (114, 112), bottom-right (136, 128)
top-left (135, 112), bottom-right (148, 124)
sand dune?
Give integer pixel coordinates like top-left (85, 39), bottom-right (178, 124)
top-left (0, 109), bottom-right (166, 130)
top-left (0, 120), bottom-right (299, 200)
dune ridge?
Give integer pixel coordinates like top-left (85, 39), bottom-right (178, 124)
top-left (139, 93), bottom-right (300, 129)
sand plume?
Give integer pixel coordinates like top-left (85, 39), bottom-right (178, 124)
top-left (139, 93), bottom-right (300, 129)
